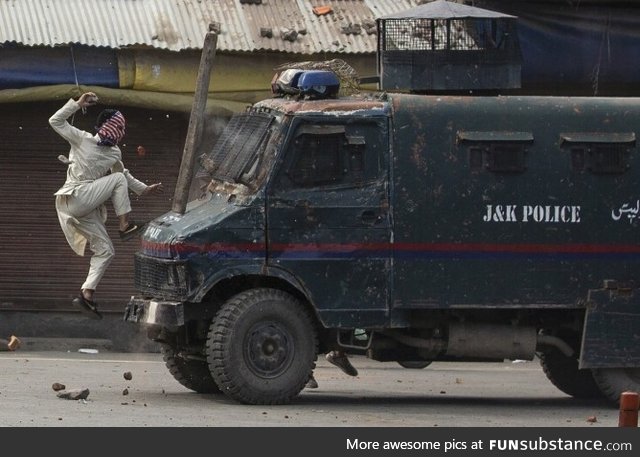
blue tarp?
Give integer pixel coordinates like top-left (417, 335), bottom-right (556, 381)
top-left (0, 45), bottom-right (119, 89)
top-left (477, 1), bottom-right (640, 93)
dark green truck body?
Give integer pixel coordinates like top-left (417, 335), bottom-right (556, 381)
top-left (126, 93), bottom-right (640, 404)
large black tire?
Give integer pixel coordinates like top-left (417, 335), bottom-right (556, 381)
top-left (161, 344), bottom-right (221, 394)
top-left (592, 367), bottom-right (640, 405)
top-left (207, 288), bottom-right (317, 405)
top-left (538, 347), bottom-right (602, 399)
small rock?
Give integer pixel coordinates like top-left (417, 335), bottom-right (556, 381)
top-left (123, 388), bottom-right (129, 396)
top-left (341, 23), bottom-right (362, 35)
top-left (123, 371), bottom-right (133, 381)
top-left (362, 19), bottom-right (377, 35)
top-left (587, 416), bottom-right (597, 423)
top-left (281, 28), bottom-right (298, 42)
top-left (52, 382), bottom-right (66, 391)
top-left (209, 22), bottom-right (222, 35)
top-left (57, 388), bottom-right (90, 400)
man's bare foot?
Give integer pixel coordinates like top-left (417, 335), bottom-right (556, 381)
top-left (82, 289), bottom-right (94, 301)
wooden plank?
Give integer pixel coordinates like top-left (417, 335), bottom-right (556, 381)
top-left (172, 29), bottom-right (218, 214)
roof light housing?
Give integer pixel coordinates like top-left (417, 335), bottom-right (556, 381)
top-left (271, 69), bottom-right (340, 99)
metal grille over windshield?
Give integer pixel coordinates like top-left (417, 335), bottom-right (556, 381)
top-left (203, 112), bottom-right (274, 183)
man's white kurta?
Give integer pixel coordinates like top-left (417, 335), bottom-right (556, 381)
top-left (50, 99), bottom-right (147, 256)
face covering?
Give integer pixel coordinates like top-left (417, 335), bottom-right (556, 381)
top-left (97, 111), bottom-right (126, 146)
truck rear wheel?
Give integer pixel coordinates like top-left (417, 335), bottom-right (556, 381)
top-left (538, 348), bottom-right (602, 399)
top-left (592, 368), bottom-right (640, 405)
top-left (161, 344), bottom-right (221, 394)
top-left (207, 288), bottom-right (317, 405)
top-left (397, 361), bottom-right (432, 369)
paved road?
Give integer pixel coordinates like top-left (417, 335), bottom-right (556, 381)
top-left (0, 351), bottom-right (617, 427)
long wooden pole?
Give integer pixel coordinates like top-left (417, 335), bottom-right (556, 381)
top-left (172, 28), bottom-right (218, 214)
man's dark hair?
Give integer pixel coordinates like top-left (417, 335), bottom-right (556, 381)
top-left (95, 109), bottom-right (119, 129)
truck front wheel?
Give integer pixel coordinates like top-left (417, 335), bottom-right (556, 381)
top-left (207, 288), bottom-right (317, 405)
top-left (592, 368), bottom-right (640, 405)
top-left (161, 344), bottom-right (221, 394)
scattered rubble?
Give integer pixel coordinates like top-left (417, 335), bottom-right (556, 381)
top-left (57, 388), bottom-right (90, 400)
top-left (362, 19), bottom-right (377, 35)
top-left (4, 335), bottom-right (21, 351)
top-left (341, 23), bottom-right (362, 35)
top-left (281, 28), bottom-right (298, 42)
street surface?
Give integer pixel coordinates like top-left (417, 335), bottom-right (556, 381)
top-left (0, 351), bottom-right (618, 427)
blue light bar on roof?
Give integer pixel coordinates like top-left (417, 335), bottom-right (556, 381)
top-left (297, 70), bottom-right (340, 98)
top-left (272, 69), bottom-right (340, 99)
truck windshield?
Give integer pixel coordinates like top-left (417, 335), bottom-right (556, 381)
top-left (197, 111), bottom-right (275, 189)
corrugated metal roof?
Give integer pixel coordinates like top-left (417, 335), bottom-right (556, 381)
top-left (0, 0), bottom-right (422, 54)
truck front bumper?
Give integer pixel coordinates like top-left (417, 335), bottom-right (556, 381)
top-left (124, 297), bottom-right (185, 329)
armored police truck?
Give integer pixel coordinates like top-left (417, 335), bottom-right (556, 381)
top-left (125, 69), bottom-right (640, 405)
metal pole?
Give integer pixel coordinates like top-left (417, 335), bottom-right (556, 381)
top-left (172, 27), bottom-right (218, 214)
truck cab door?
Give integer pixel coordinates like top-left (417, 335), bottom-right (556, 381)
top-left (266, 117), bottom-right (391, 328)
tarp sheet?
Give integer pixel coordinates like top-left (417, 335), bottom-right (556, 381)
top-left (477, 1), bottom-right (640, 93)
top-left (381, 0), bottom-right (515, 19)
top-left (0, 46), bottom-right (119, 89)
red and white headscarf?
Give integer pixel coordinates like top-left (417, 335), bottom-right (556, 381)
top-left (97, 111), bottom-right (126, 146)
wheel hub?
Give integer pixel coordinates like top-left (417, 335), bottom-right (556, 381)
top-left (245, 322), bottom-right (294, 378)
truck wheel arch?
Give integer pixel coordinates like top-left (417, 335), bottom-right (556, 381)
top-left (196, 265), bottom-right (324, 325)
